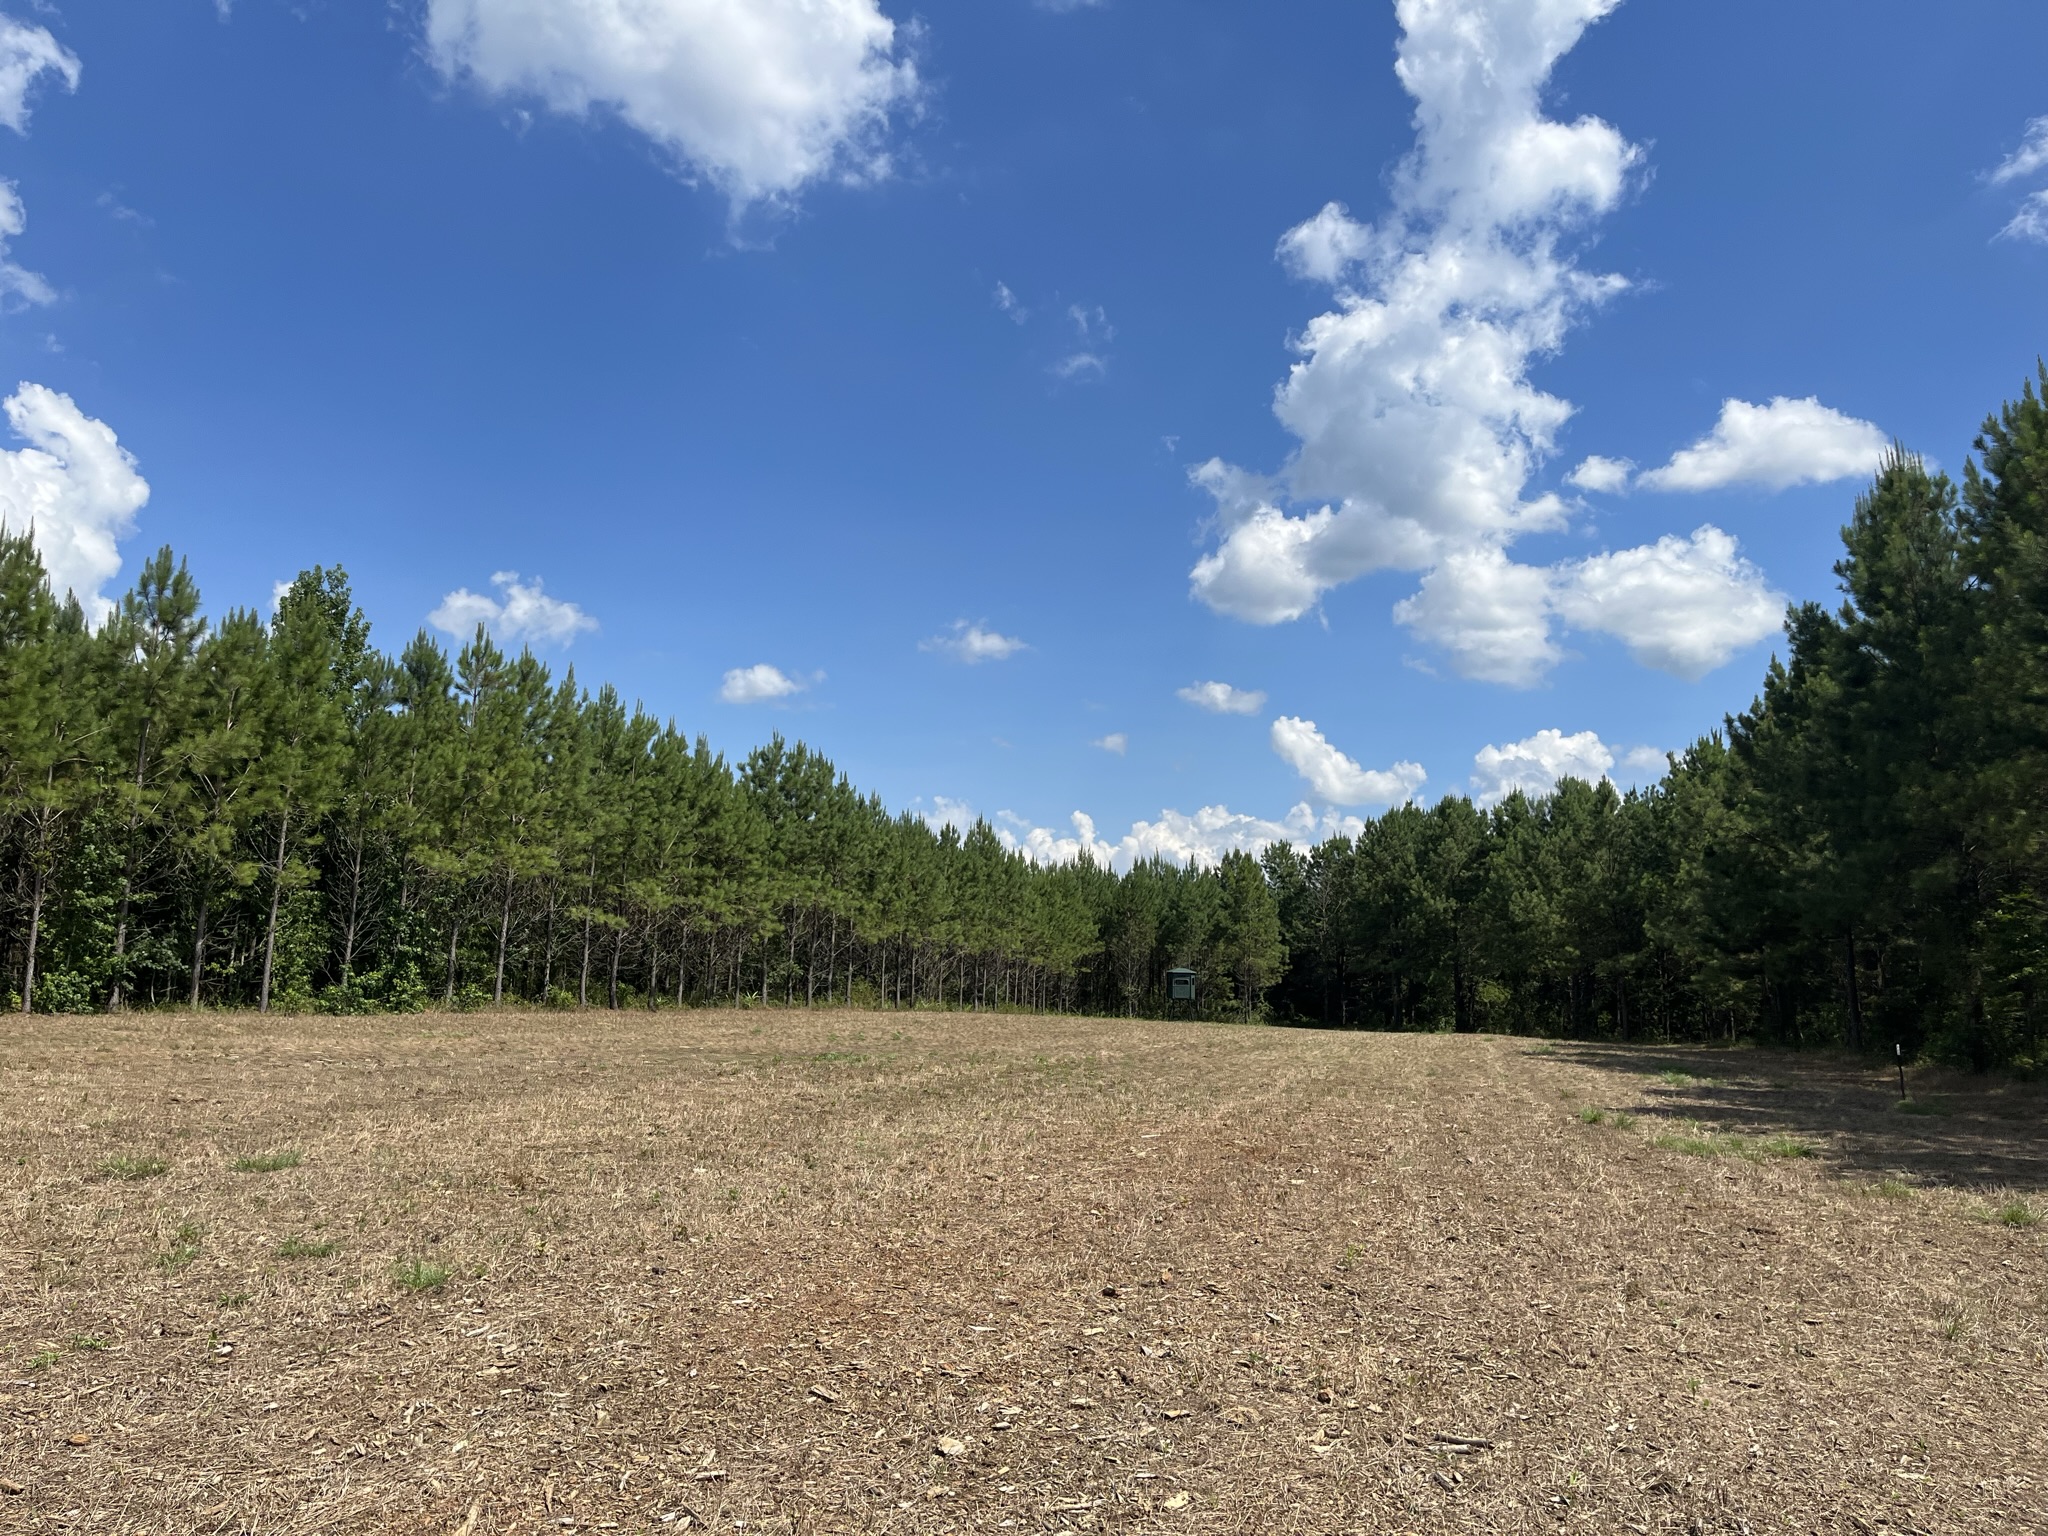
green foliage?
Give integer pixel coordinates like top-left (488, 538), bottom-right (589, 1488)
top-left (155, 1220), bottom-right (203, 1271)
top-left (276, 1236), bottom-right (337, 1258)
top-left (394, 1258), bottom-right (450, 1292)
top-left (0, 370), bottom-right (2046, 1069)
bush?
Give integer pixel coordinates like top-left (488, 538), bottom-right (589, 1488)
top-left (32, 970), bottom-right (96, 1014)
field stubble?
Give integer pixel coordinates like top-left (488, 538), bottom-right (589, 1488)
top-left (1, 1010), bottom-right (2044, 1535)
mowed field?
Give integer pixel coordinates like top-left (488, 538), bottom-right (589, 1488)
top-left (2, 1012), bottom-right (2045, 1536)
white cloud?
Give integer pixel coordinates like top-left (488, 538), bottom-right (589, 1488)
top-left (1637, 397), bottom-right (1888, 493)
top-left (1469, 728), bottom-right (1673, 804)
top-left (993, 281), bottom-right (1026, 322)
top-left (1620, 744), bottom-right (1668, 777)
top-left (1393, 545), bottom-right (1560, 687)
top-left (1553, 525), bottom-right (1784, 679)
top-left (1990, 118), bottom-right (2048, 243)
top-left (920, 619), bottom-right (1027, 664)
top-left (1469, 728), bottom-right (1612, 805)
top-left (0, 181), bottom-right (53, 308)
top-left (1178, 679), bottom-right (1267, 715)
top-left (1270, 716), bottom-right (1426, 807)
top-left (1187, 0), bottom-right (1643, 671)
top-left (428, 571), bottom-right (598, 646)
top-left (718, 662), bottom-right (806, 704)
top-left (1565, 454), bottom-right (1633, 493)
top-left (0, 18), bottom-right (80, 136)
top-left (1052, 352), bottom-right (1106, 380)
top-left (1092, 732), bottom-right (1127, 756)
top-left (0, 383), bottom-right (149, 623)
top-left (992, 801), bottom-right (1365, 872)
top-left (2000, 190), bottom-right (2048, 246)
top-left (423, 0), bottom-right (918, 207)
top-left (915, 795), bottom-right (977, 834)
top-left (1989, 116), bottom-right (2048, 185)
top-left (1275, 200), bottom-right (1374, 285)
top-left (1183, 0), bottom-right (1789, 687)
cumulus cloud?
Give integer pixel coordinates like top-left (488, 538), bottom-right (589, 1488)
top-left (1275, 200), bottom-right (1375, 284)
top-left (1184, 0), bottom-right (1811, 687)
top-left (1620, 744), bottom-right (1669, 777)
top-left (0, 181), bottom-right (53, 308)
top-left (428, 571), bottom-right (598, 646)
top-left (423, 0), bottom-right (918, 207)
top-left (0, 17), bottom-right (80, 136)
top-left (1565, 454), bottom-right (1633, 493)
top-left (1270, 716), bottom-right (1426, 807)
top-left (920, 619), bottom-right (1027, 664)
top-left (718, 663), bottom-right (807, 704)
top-left (1554, 525), bottom-right (1784, 678)
top-left (1188, 0), bottom-right (1636, 659)
top-left (1092, 732), bottom-right (1127, 756)
top-left (1469, 727), bottom-right (1612, 805)
top-left (989, 802), bottom-right (1366, 872)
top-left (1178, 680), bottom-right (1267, 715)
top-left (1393, 545), bottom-right (1561, 686)
top-left (1637, 397), bottom-right (1888, 493)
top-left (0, 383), bottom-right (149, 623)
top-left (1469, 728), bottom-right (1673, 804)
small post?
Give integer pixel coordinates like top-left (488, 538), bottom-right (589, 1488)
top-left (1896, 1042), bottom-right (1907, 1102)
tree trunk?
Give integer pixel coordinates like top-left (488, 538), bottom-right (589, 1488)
top-left (579, 912), bottom-right (593, 1009)
top-left (608, 925), bottom-right (624, 1009)
top-left (108, 857), bottom-right (135, 1011)
top-left (493, 870), bottom-right (514, 1005)
top-left (445, 916), bottom-right (462, 1006)
top-left (339, 841), bottom-right (366, 987)
top-left (541, 887), bottom-right (557, 998)
top-left (188, 888), bottom-right (210, 1008)
top-left (20, 860), bottom-right (46, 1014)
top-left (259, 808), bottom-right (291, 1014)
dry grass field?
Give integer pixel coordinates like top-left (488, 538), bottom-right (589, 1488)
top-left (2, 1010), bottom-right (2045, 1536)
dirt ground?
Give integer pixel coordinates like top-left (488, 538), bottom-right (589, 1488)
top-left (2, 1010), bottom-right (2044, 1536)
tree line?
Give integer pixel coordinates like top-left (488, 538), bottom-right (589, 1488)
top-left (2, 370), bottom-right (2045, 1073)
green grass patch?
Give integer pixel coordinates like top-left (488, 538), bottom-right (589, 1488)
top-left (233, 1150), bottom-right (303, 1174)
top-left (1870, 1177), bottom-right (1915, 1200)
top-left (98, 1155), bottom-right (168, 1181)
top-left (394, 1257), bottom-right (450, 1292)
top-left (25, 1349), bottom-right (60, 1371)
top-left (1577, 1106), bottom-right (1608, 1125)
top-left (1987, 1200), bottom-right (2041, 1229)
top-left (1749, 1135), bottom-right (1818, 1161)
top-left (219, 1292), bottom-right (252, 1309)
top-left (276, 1236), bottom-right (337, 1259)
top-left (1895, 1098), bottom-right (1949, 1116)
top-left (70, 1335), bottom-right (109, 1352)
top-left (155, 1220), bottom-right (203, 1271)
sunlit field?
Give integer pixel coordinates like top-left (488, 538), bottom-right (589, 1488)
top-left (3, 1010), bottom-right (2044, 1534)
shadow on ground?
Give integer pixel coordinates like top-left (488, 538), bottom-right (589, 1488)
top-left (1545, 1041), bottom-right (2048, 1191)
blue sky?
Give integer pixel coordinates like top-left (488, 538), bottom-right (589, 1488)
top-left (3, 0), bottom-right (2045, 865)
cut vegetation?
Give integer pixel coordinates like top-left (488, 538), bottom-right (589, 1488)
top-left (1, 1009), bottom-right (2042, 1535)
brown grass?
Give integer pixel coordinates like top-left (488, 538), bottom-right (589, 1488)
top-left (3, 1010), bottom-right (2045, 1535)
